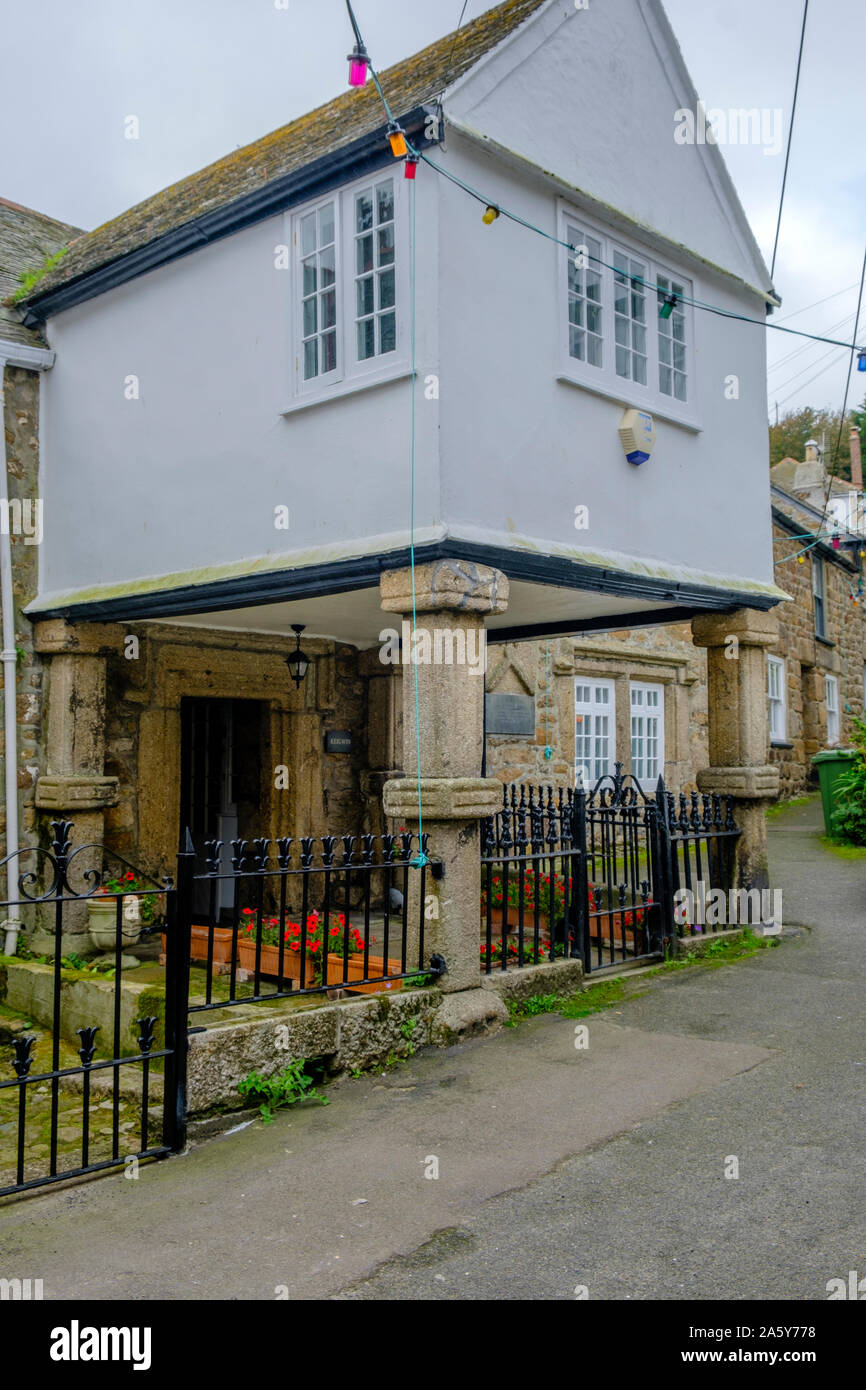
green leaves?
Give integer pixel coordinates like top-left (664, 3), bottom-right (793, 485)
top-left (238, 1060), bottom-right (329, 1123)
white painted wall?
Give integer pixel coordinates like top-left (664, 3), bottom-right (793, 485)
top-left (35, 0), bottom-right (775, 607)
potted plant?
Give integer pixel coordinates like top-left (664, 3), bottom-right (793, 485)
top-left (236, 910), bottom-right (402, 993)
top-left (88, 871), bottom-right (164, 953)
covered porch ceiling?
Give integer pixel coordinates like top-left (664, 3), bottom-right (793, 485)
top-left (156, 580), bottom-right (684, 649)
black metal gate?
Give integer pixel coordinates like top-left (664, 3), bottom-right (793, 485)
top-left (0, 821), bottom-right (179, 1198)
top-left (480, 767), bottom-right (741, 977)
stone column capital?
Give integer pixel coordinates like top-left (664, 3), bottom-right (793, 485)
top-left (33, 619), bottom-right (125, 656)
top-left (696, 766), bottom-right (780, 800)
top-left (380, 559), bottom-right (509, 616)
top-left (383, 777), bottom-right (503, 821)
top-left (691, 606), bottom-right (780, 651)
top-left (35, 775), bottom-right (119, 812)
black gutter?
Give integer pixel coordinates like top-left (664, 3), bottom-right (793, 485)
top-left (21, 106), bottom-right (435, 326)
top-left (25, 540), bottom-right (782, 625)
top-left (487, 606), bottom-right (715, 645)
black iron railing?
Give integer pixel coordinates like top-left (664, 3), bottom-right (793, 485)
top-left (480, 785), bottom-right (580, 972)
top-left (175, 830), bottom-right (445, 1013)
top-left (0, 821), bottom-right (176, 1199)
top-left (480, 768), bottom-right (741, 975)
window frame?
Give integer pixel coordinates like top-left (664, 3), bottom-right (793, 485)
top-left (558, 202), bottom-right (698, 427)
top-left (812, 554), bottom-right (826, 638)
top-left (629, 681), bottom-right (665, 789)
top-left (574, 678), bottom-right (617, 789)
top-left (767, 654), bottom-right (787, 744)
top-left (289, 170), bottom-right (408, 404)
top-left (825, 674), bottom-right (840, 746)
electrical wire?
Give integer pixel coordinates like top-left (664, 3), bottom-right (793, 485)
top-left (775, 283), bottom-right (859, 324)
top-left (769, 312), bottom-right (856, 373)
top-left (770, 0), bottom-right (809, 282)
top-left (774, 348), bottom-right (850, 407)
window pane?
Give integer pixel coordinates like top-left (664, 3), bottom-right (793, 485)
top-left (319, 202), bottom-right (335, 246)
top-left (355, 191), bottom-right (373, 232)
top-left (320, 244), bottom-right (335, 287)
top-left (301, 213), bottom-right (317, 256)
top-left (570, 326), bottom-right (586, 360)
top-left (616, 345), bottom-right (629, 377)
top-left (615, 317), bottom-right (629, 347)
top-left (356, 275), bottom-right (374, 317)
top-left (587, 334), bottom-right (603, 367)
top-left (303, 338), bottom-right (318, 380)
top-left (356, 234), bottom-right (374, 275)
top-left (659, 336), bottom-right (672, 365)
top-left (302, 257), bottom-right (317, 295)
top-left (376, 180), bottom-right (394, 225)
top-left (614, 277), bottom-right (629, 315)
top-left (379, 311), bottom-right (396, 354)
top-left (303, 297), bottom-right (317, 337)
top-left (377, 224), bottom-right (395, 266)
top-left (633, 324), bottom-right (646, 354)
top-left (633, 354), bottom-right (647, 385)
top-left (674, 373), bottom-right (687, 401)
top-left (379, 267), bottom-right (396, 310)
top-left (357, 317), bottom-right (375, 360)
top-left (322, 331), bottom-right (337, 374)
top-left (586, 270), bottom-right (602, 302)
top-left (569, 297), bottom-right (584, 327)
top-left (321, 289), bottom-right (336, 330)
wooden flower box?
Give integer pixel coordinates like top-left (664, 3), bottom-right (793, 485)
top-left (236, 938), bottom-right (307, 983)
top-left (325, 952), bottom-right (403, 993)
top-left (161, 924), bottom-right (236, 970)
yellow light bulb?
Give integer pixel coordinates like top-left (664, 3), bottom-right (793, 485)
top-left (797, 554), bottom-right (805, 563)
top-left (482, 205), bottom-right (500, 226)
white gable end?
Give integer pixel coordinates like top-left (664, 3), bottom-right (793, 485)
top-left (446, 0), bottom-right (772, 294)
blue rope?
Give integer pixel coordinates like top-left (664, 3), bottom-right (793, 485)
top-left (408, 177), bottom-right (428, 870)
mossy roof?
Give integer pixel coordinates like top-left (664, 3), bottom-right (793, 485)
top-left (25, 0), bottom-right (548, 306)
top-left (0, 198), bottom-right (83, 347)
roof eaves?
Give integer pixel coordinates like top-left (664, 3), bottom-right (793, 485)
top-left (21, 106), bottom-right (435, 326)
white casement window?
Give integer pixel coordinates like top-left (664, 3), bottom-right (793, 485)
top-left (560, 207), bottom-right (695, 420)
top-left (825, 675), bottom-right (840, 745)
top-left (767, 655), bottom-right (787, 743)
top-left (812, 555), bottom-right (826, 638)
top-left (630, 683), bottom-right (664, 788)
top-left (292, 172), bottom-right (403, 399)
top-left (574, 679), bottom-right (616, 788)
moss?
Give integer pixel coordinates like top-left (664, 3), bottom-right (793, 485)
top-left (10, 246), bottom-right (68, 303)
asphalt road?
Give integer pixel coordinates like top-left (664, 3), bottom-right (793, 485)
top-left (1, 797), bottom-right (863, 1302)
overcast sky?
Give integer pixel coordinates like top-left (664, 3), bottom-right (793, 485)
top-left (1, 0), bottom-right (863, 418)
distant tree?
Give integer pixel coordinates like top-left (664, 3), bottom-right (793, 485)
top-left (768, 397), bottom-right (866, 480)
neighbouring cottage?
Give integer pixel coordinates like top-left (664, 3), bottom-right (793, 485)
top-left (9, 0), bottom-right (792, 976)
top-left (0, 198), bottom-right (82, 935)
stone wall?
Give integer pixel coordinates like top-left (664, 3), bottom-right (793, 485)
top-left (484, 622), bottom-right (707, 792)
top-left (96, 622), bottom-right (374, 876)
top-left (770, 516), bottom-right (866, 797)
top-left (0, 365), bottom-right (42, 860)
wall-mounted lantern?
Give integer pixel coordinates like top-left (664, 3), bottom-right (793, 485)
top-left (286, 624), bottom-right (311, 689)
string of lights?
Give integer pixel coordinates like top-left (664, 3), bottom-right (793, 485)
top-left (344, 4), bottom-right (866, 361)
top-left (341, 6), bottom-right (865, 596)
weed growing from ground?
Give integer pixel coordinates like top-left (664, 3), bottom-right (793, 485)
top-left (238, 1060), bottom-right (328, 1123)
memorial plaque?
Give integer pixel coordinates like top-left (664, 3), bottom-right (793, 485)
top-left (325, 730), bottom-right (353, 754)
top-left (485, 693), bottom-right (535, 737)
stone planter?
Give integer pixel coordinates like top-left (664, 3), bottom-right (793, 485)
top-left (87, 896), bottom-right (144, 953)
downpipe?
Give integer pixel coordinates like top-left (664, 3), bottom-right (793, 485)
top-left (0, 359), bottom-right (22, 954)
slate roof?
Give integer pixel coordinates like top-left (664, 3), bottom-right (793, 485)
top-left (23, 0), bottom-right (548, 308)
top-left (0, 198), bottom-right (83, 348)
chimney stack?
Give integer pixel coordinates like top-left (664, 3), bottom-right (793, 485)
top-left (804, 439), bottom-right (820, 463)
top-left (850, 426), bottom-right (863, 492)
